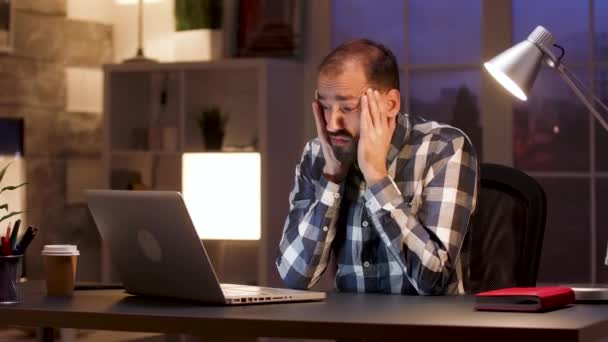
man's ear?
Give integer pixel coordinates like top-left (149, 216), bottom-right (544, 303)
top-left (386, 89), bottom-right (401, 118)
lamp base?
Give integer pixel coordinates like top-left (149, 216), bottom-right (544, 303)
top-left (123, 55), bottom-right (158, 64)
top-left (563, 283), bottom-right (608, 302)
top-left (122, 48), bottom-right (158, 64)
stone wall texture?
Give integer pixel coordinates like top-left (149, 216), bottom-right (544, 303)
top-left (0, 0), bottom-right (111, 281)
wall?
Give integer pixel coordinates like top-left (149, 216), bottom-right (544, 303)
top-left (0, 0), bottom-right (112, 280)
top-left (0, 0), bottom-right (321, 285)
top-left (68, 0), bottom-right (179, 63)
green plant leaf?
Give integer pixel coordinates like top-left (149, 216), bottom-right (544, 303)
top-left (0, 182), bottom-right (27, 195)
top-left (0, 161), bottom-right (13, 185)
top-left (0, 211), bottom-right (23, 223)
top-left (175, 0), bottom-right (222, 31)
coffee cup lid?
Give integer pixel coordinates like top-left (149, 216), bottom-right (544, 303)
top-left (41, 245), bottom-right (79, 256)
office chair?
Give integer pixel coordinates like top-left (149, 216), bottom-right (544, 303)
top-left (462, 163), bottom-right (547, 294)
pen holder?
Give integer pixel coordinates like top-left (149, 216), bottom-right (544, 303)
top-left (0, 255), bottom-right (22, 304)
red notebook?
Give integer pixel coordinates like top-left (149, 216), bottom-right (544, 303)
top-left (475, 286), bottom-right (575, 312)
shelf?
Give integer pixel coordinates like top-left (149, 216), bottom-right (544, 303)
top-left (111, 149), bottom-right (257, 157)
top-left (103, 58), bottom-right (289, 73)
top-left (111, 150), bottom-right (183, 157)
top-left (103, 58), bottom-right (305, 286)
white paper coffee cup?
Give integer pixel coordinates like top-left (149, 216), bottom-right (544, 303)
top-left (42, 245), bottom-right (79, 296)
top-left (42, 245), bottom-right (79, 256)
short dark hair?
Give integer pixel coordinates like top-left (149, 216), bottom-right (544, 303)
top-left (318, 39), bottom-right (400, 92)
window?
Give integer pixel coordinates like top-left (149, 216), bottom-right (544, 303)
top-left (330, 0), bottom-right (604, 284)
top-left (407, 0), bottom-right (482, 158)
top-left (594, 0), bottom-right (608, 61)
top-left (513, 0), bottom-right (606, 283)
top-left (332, 0), bottom-right (483, 157)
top-left (407, 0), bottom-right (481, 65)
top-left (513, 68), bottom-right (590, 171)
top-left (331, 0), bottom-right (405, 62)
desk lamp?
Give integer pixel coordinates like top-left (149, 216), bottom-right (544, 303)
top-left (484, 26), bottom-right (608, 301)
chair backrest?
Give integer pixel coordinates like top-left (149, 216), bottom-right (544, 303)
top-left (462, 163), bottom-right (547, 294)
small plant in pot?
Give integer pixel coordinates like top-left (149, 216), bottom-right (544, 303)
top-left (175, 0), bottom-right (222, 31)
top-left (197, 106), bottom-right (228, 151)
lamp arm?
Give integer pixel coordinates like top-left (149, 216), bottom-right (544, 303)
top-left (552, 63), bottom-right (608, 132)
top-left (552, 63), bottom-right (608, 267)
top-left (561, 62), bottom-right (608, 114)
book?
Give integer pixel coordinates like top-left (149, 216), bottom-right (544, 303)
top-left (475, 286), bottom-right (575, 312)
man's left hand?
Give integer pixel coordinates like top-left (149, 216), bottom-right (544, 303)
top-left (358, 88), bottom-right (396, 186)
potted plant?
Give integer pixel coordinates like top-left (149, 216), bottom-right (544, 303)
top-left (197, 106), bottom-right (228, 150)
top-left (174, 0), bottom-right (223, 61)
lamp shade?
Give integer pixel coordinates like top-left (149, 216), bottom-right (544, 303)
top-left (182, 152), bottom-right (261, 240)
top-left (484, 26), bottom-right (556, 101)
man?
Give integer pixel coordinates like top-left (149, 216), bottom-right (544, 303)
top-left (276, 39), bottom-right (478, 295)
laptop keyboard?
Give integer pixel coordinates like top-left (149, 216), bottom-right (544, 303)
top-left (221, 284), bottom-right (278, 296)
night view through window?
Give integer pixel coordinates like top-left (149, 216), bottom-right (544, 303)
top-left (333, 0), bottom-right (483, 159)
top-left (332, 0), bottom-right (608, 283)
top-left (333, 0), bottom-right (606, 174)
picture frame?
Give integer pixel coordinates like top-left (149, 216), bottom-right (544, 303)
top-left (232, 0), bottom-right (304, 58)
top-left (0, 0), bottom-right (13, 53)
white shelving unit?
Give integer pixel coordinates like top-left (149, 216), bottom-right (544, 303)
top-left (102, 58), bottom-right (305, 286)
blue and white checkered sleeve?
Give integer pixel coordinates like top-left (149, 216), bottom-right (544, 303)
top-left (276, 141), bottom-right (344, 289)
top-left (363, 135), bottom-right (478, 295)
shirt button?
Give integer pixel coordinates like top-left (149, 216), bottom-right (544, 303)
top-left (322, 226), bottom-right (328, 232)
top-left (363, 261), bottom-right (370, 268)
top-left (334, 193), bottom-right (340, 199)
top-left (362, 221), bottom-right (369, 227)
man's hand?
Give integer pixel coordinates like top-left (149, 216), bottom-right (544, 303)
top-left (358, 89), bottom-right (396, 186)
top-left (312, 101), bottom-right (351, 183)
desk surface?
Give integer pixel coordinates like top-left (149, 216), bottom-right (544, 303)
top-left (1, 282), bottom-right (608, 342)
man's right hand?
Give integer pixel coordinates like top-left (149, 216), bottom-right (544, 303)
top-left (312, 101), bottom-right (350, 183)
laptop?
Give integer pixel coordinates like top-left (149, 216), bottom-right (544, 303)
top-left (85, 189), bottom-right (326, 305)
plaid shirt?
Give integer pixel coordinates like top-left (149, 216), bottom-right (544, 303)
top-left (276, 113), bottom-right (478, 295)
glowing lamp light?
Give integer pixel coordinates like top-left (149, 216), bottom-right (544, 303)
top-left (182, 153), bottom-right (261, 240)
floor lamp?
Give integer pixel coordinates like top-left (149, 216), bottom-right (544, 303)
top-left (484, 26), bottom-right (608, 301)
top-left (117, 0), bottom-right (158, 63)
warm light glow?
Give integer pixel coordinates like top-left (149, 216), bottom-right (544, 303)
top-left (182, 153), bottom-right (261, 240)
top-left (115, 0), bottom-right (162, 5)
top-left (553, 125), bottom-right (560, 134)
top-left (484, 62), bottom-right (528, 101)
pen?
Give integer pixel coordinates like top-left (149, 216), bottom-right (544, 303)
top-left (4, 223), bottom-right (9, 240)
top-left (9, 219), bottom-right (20, 250)
top-left (13, 226), bottom-right (37, 255)
top-left (13, 225), bottom-right (34, 255)
top-left (1, 237), bottom-right (11, 256)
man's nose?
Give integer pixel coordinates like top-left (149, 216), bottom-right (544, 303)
top-left (326, 107), bottom-right (344, 132)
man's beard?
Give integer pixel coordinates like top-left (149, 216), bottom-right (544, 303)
top-left (328, 130), bottom-right (358, 164)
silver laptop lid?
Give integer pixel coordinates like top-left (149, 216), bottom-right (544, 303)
top-left (85, 190), bottom-right (226, 304)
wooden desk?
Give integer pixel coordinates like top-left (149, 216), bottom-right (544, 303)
top-left (1, 282), bottom-right (608, 342)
